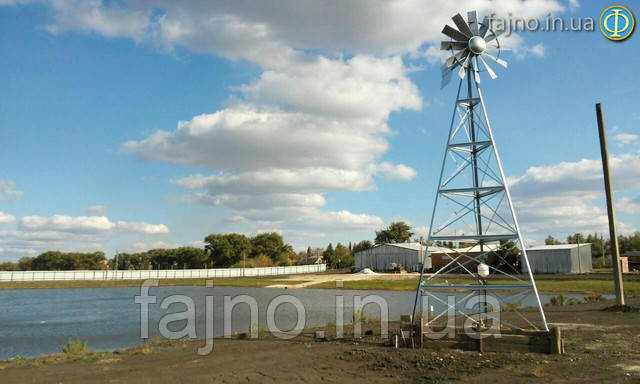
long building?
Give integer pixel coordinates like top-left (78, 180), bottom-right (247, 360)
top-left (354, 243), bottom-right (429, 272)
top-left (355, 242), bottom-right (593, 274)
top-left (522, 244), bottom-right (592, 274)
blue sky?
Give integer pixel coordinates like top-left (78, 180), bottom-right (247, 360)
top-left (0, 0), bottom-right (638, 260)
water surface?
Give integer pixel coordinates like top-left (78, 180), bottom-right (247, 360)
top-left (0, 286), bottom-right (596, 359)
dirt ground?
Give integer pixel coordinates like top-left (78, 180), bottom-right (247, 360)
top-left (1, 297), bottom-right (639, 383)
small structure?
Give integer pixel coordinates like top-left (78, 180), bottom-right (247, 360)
top-left (429, 244), bottom-right (501, 272)
top-left (623, 250), bottom-right (640, 270)
top-left (354, 243), bottom-right (429, 272)
top-left (298, 256), bottom-right (323, 265)
top-left (522, 244), bottom-right (592, 274)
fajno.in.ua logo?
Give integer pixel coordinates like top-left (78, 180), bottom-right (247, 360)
top-left (600, 5), bottom-right (635, 41)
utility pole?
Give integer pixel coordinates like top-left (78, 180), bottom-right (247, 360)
top-left (595, 103), bottom-right (625, 306)
top-left (114, 250), bottom-right (119, 281)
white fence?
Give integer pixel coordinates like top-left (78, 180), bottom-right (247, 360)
top-left (0, 264), bottom-right (327, 282)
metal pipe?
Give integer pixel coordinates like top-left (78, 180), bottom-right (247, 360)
top-left (467, 62), bottom-right (484, 252)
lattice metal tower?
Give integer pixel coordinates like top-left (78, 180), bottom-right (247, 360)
top-left (413, 11), bottom-right (548, 332)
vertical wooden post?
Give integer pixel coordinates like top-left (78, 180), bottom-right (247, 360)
top-left (550, 326), bottom-right (562, 355)
top-left (419, 314), bottom-right (424, 348)
top-left (596, 103), bottom-right (625, 306)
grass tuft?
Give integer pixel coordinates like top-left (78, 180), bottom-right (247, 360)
top-left (61, 338), bottom-right (88, 358)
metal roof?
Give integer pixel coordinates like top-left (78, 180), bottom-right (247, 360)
top-left (370, 242), bottom-right (500, 253)
top-left (384, 242), bottom-right (425, 251)
top-left (526, 243), bottom-right (591, 251)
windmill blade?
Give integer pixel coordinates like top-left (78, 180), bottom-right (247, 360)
top-left (479, 55), bottom-right (497, 79)
top-left (458, 55), bottom-right (470, 79)
top-left (442, 25), bottom-right (469, 42)
top-left (467, 11), bottom-right (479, 35)
top-left (445, 48), bottom-right (469, 68)
top-left (452, 13), bottom-right (473, 38)
top-left (485, 28), bottom-right (505, 43)
top-left (441, 63), bottom-right (454, 89)
top-left (440, 41), bottom-right (467, 51)
top-left (479, 16), bottom-right (490, 37)
top-left (484, 52), bottom-right (508, 68)
top-left (473, 57), bottom-right (481, 84)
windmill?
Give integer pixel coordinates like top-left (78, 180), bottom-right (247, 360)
top-left (412, 11), bottom-right (549, 334)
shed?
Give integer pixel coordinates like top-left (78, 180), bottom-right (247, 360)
top-left (522, 244), bottom-right (592, 274)
top-left (354, 243), bottom-right (429, 272)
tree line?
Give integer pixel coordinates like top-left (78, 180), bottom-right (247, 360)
top-left (0, 251), bottom-right (107, 271)
top-left (545, 231), bottom-right (640, 258)
top-left (0, 232), bottom-right (300, 271)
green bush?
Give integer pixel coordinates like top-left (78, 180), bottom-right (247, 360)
top-left (250, 321), bottom-right (269, 337)
top-left (352, 309), bottom-right (367, 324)
top-left (549, 294), bottom-right (566, 307)
top-left (61, 338), bottom-right (88, 357)
top-left (583, 294), bottom-right (604, 303)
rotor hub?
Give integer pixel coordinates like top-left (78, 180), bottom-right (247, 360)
top-left (468, 36), bottom-right (486, 55)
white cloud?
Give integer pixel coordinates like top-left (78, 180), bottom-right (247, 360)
top-left (0, 0), bottom-right (33, 5)
top-left (238, 56), bottom-right (421, 118)
top-left (124, 55), bottom-right (420, 233)
top-left (0, 177), bottom-right (23, 201)
top-left (502, 34), bottom-right (546, 60)
top-left (2, 0), bottom-right (570, 248)
top-left (370, 162), bottom-right (417, 181)
top-left (509, 154), bottom-right (640, 198)
top-left (618, 196), bottom-right (640, 215)
top-left (116, 221), bottom-right (170, 234)
top-left (0, 213), bottom-right (171, 259)
top-left (45, 0), bottom-right (149, 41)
top-left (18, 214), bottom-right (170, 235)
top-left (129, 240), bottom-right (171, 252)
top-left (85, 205), bottom-right (108, 215)
top-left (613, 133), bottom-right (640, 146)
top-left (509, 153), bottom-right (640, 238)
top-left (126, 239), bottom-right (203, 253)
top-left (3, 1), bottom-right (564, 70)
top-left (413, 225), bottom-right (430, 240)
top-left (0, 212), bottom-right (15, 224)
top-left (568, 0), bottom-right (580, 11)
top-left (175, 168), bottom-right (375, 195)
top-left (20, 214), bottom-right (116, 233)
top-left (529, 43), bottom-right (546, 58)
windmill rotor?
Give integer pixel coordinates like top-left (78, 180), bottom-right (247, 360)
top-left (440, 11), bottom-right (507, 87)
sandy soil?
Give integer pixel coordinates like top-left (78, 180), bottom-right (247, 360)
top-left (1, 297), bottom-right (639, 383)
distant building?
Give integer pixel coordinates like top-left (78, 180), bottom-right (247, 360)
top-left (428, 244), bottom-right (501, 272)
top-left (354, 243), bottom-right (429, 272)
top-left (522, 244), bottom-right (592, 274)
top-left (623, 250), bottom-right (640, 270)
top-left (298, 256), bottom-right (323, 265)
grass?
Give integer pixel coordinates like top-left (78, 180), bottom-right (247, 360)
top-left (0, 277), bottom-right (307, 290)
top-left (0, 336), bottom-right (188, 369)
top-left (308, 277), bottom-right (640, 295)
top-left (61, 339), bottom-right (88, 358)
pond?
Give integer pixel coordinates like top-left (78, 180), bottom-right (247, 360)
top-left (0, 286), bottom-right (600, 359)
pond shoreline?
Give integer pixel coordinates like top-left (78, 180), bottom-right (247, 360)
top-left (1, 272), bottom-right (638, 295)
top-left (1, 297), bottom-right (639, 383)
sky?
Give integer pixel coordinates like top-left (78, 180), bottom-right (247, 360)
top-left (0, 0), bottom-right (639, 261)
